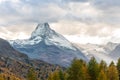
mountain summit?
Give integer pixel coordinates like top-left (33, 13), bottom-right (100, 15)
top-left (31, 23), bottom-right (52, 38)
top-left (30, 23), bottom-right (77, 50)
top-left (9, 23), bottom-right (87, 67)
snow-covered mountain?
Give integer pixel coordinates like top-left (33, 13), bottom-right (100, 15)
top-left (74, 42), bottom-right (118, 64)
top-left (110, 44), bottom-right (120, 60)
top-left (9, 23), bottom-right (88, 67)
top-left (104, 42), bottom-right (118, 54)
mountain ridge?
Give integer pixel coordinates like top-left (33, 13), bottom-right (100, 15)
top-left (0, 38), bottom-right (63, 80)
top-left (9, 23), bottom-right (88, 67)
top-left (74, 42), bottom-right (119, 64)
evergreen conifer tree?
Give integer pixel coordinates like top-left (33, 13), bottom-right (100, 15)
top-left (88, 57), bottom-right (99, 80)
top-left (107, 61), bottom-right (119, 80)
top-left (117, 58), bottom-right (120, 80)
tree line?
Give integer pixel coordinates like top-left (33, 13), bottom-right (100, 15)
top-left (0, 57), bottom-right (120, 80)
top-left (48, 57), bottom-right (120, 80)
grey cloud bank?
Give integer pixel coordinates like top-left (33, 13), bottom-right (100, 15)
top-left (0, 0), bottom-right (120, 44)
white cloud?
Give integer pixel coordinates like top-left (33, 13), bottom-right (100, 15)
top-left (64, 35), bottom-right (111, 44)
top-left (51, 20), bottom-right (114, 37)
top-left (0, 23), bottom-right (36, 40)
top-left (0, 0), bottom-right (20, 3)
top-left (0, 0), bottom-right (119, 44)
top-left (67, 2), bottom-right (100, 16)
top-left (50, 20), bottom-right (120, 44)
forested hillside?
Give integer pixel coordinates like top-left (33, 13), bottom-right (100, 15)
top-left (0, 57), bottom-right (62, 80)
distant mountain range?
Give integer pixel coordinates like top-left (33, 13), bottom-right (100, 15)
top-left (74, 42), bottom-right (119, 64)
top-left (9, 23), bottom-right (88, 67)
top-left (0, 22), bottom-right (119, 68)
top-left (110, 44), bottom-right (120, 60)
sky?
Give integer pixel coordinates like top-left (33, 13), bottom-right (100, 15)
top-left (0, 0), bottom-right (120, 44)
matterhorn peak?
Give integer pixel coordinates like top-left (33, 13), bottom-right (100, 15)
top-left (36, 23), bottom-right (50, 30)
top-left (9, 22), bottom-right (88, 67)
top-left (31, 23), bottom-right (53, 38)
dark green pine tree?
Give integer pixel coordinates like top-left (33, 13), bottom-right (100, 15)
top-left (117, 58), bottom-right (120, 80)
top-left (99, 60), bottom-right (107, 73)
top-left (97, 60), bottom-right (108, 80)
top-left (88, 57), bottom-right (99, 80)
top-left (67, 59), bottom-right (82, 80)
top-left (59, 70), bottom-right (65, 80)
top-left (67, 59), bottom-right (89, 80)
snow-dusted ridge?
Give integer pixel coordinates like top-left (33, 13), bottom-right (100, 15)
top-left (10, 23), bottom-right (76, 50)
top-left (9, 23), bottom-right (87, 67)
top-left (74, 43), bottom-right (119, 64)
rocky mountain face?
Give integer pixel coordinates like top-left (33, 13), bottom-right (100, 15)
top-left (0, 38), bottom-right (62, 80)
top-left (0, 38), bottom-right (28, 62)
top-left (9, 23), bottom-right (88, 67)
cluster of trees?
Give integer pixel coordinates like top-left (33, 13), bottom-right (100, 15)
top-left (0, 68), bottom-right (37, 80)
top-left (0, 64), bottom-right (61, 80)
top-left (0, 73), bottom-right (21, 80)
top-left (26, 67), bottom-right (61, 80)
top-left (27, 68), bottom-right (37, 80)
top-left (0, 57), bottom-right (120, 80)
top-left (48, 57), bottom-right (120, 80)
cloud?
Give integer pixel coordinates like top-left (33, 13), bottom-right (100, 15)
top-left (64, 35), bottom-right (111, 44)
top-left (0, 0), bottom-right (119, 25)
top-left (0, 23), bottom-right (36, 40)
top-left (0, 0), bottom-right (66, 26)
top-left (92, 0), bottom-right (120, 9)
top-left (0, 0), bottom-right (20, 3)
top-left (90, 0), bottom-right (120, 25)
top-left (63, 2), bottom-right (101, 24)
top-left (63, 0), bottom-right (88, 3)
top-left (50, 20), bottom-right (120, 44)
top-left (51, 20), bottom-right (115, 37)
top-left (0, 0), bottom-right (119, 44)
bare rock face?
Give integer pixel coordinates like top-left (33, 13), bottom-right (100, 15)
top-left (0, 38), bottom-right (28, 62)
